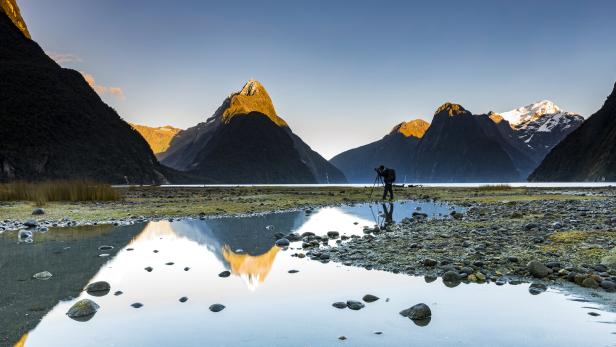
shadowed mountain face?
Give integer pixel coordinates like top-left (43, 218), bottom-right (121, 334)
top-left (0, 10), bottom-right (168, 184)
top-left (530, 83), bottom-right (616, 182)
top-left (330, 120), bottom-right (429, 183)
top-left (413, 103), bottom-right (520, 182)
top-left (160, 80), bottom-right (346, 183)
top-left (130, 123), bottom-right (182, 156)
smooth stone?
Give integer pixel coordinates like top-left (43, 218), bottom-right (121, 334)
top-left (528, 283), bottom-right (547, 295)
top-left (442, 270), bottom-right (460, 282)
top-left (66, 299), bottom-right (99, 320)
top-left (275, 238), bottom-right (290, 247)
top-left (346, 300), bottom-right (365, 310)
top-left (527, 261), bottom-right (552, 278)
top-left (86, 281), bottom-right (111, 296)
top-left (338, 336), bottom-right (347, 340)
top-left (219, 271), bottom-right (231, 278)
top-left (400, 303), bottom-right (431, 320)
top-left (332, 302), bottom-right (347, 309)
top-left (179, 297), bottom-right (188, 303)
top-left (209, 304), bottom-right (225, 312)
top-left (582, 277), bottom-right (600, 289)
top-left (327, 231), bottom-right (340, 239)
top-left (32, 208), bottom-right (45, 215)
top-left (33, 271), bottom-right (52, 280)
top-left (144, 267), bottom-right (153, 272)
top-left (165, 262), bottom-right (174, 265)
top-left (184, 267), bottom-right (190, 271)
top-left (600, 280), bottom-right (616, 292)
top-left (114, 291), bottom-right (123, 296)
top-left (98, 245), bottom-right (114, 251)
top-left (131, 303), bottom-right (143, 308)
top-left (288, 269), bottom-right (299, 274)
top-left (24, 220), bottom-right (38, 228)
top-left (362, 294), bottom-right (379, 303)
top-left (422, 258), bottom-right (437, 267)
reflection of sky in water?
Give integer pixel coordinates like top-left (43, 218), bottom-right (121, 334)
top-left (19, 202), bottom-right (616, 347)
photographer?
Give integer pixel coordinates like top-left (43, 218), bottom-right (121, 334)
top-left (375, 165), bottom-right (396, 200)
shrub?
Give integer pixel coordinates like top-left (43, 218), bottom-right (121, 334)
top-left (477, 184), bottom-right (513, 191)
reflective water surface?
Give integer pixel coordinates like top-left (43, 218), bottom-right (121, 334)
top-left (2, 202), bottom-right (615, 347)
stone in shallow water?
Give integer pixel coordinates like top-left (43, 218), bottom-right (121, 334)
top-left (288, 269), bottom-right (299, 274)
top-left (66, 299), bottom-right (99, 321)
top-left (528, 283), bottom-right (547, 295)
top-left (527, 261), bottom-right (551, 278)
top-left (86, 281), bottom-right (111, 296)
top-left (114, 291), bottom-right (123, 296)
top-left (332, 302), bottom-right (347, 309)
top-left (219, 271), bottom-right (231, 278)
top-left (179, 297), bottom-right (188, 303)
top-left (400, 303), bottom-right (431, 320)
top-left (33, 271), bottom-right (52, 280)
top-left (98, 245), bottom-right (114, 251)
top-left (362, 294), bottom-right (379, 303)
top-left (275, 238), bottom-right (290, 247)
top-left (131, 303), bottom-right (143, 308)
top-left (145, 267), bottom-right (153, 272)
top-left (346, 300), bottom-right (365, 310)
top-left (209, 304), bottom-right (225, 312)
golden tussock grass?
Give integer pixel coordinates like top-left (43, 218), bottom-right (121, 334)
top-left (0, 180), bottom-right (121, 205)
top-left (477, 184), bottom-right (513, 191)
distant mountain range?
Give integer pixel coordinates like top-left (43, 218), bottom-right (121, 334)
top-left (330, 101), bottom-right (584, 183)
top-left (0, 8), bottom-right (170, 184)
top-left (130, 124), bottom-right (181, 156)
top-left (159, 80), bottom-right (347, 184)
top-left (530, 83), bottom-right (616, 182)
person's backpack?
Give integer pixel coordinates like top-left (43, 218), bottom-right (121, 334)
top-left (384, 168), bottom-right (396, 183)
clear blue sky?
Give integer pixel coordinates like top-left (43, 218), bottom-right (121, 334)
top-left (19, 0), bottom-right (616, 159)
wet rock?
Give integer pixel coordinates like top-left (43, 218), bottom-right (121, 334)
top-left (600, 280), bottom-right (615, 292)
top-left (131, 303), bottom-right (143, 308)
top-left (582, 277), bottom-right (599, 289)
top-left (32, 208), bottom-right (45, 215)
top-left (98, 245), bottom-right (114, 251)
top-left (209, 304), bottom-right (225, 312)
top-left (288, 269), bottom-right (299, 274)
top-left (527, 261), bottom-right (551, 278)
top-left (422, 258), bottom-right (437, 267)
top-left (114, 291), bottom-right (123, 296)
top-left (442, 270), bottom-right (460, 282)
top-left (424, 274), bottom-right (437, 283)
top-left (24, 220), bottom-right (38, 228)
top-left (184, 267), bottom-right (190, 271)
top-left (346, 300), bottom-right (365, 310)
top-left (33, 271), bottom-right (52, 280)
top-left (86, 281), bottom-right (111, 296)
top-left (332, 302), bottom-right (347, 309)
top-left (18, 230), bottom-right (33, 242)
top-left (338, 336), bottom-right (347, 340)
top-left (66, 299), bottom-right (99, 320)
top-left (219, 271), bottom-right (231, 278)
top-left (362, 294), bottom-right (379, 303)
top-left (528, 283), bottom-right (547, 295)
top-left (588, 312), bottom-right (600, 317)
top-left (179, 297), bottom-right (188, 303)
top-left (327, 231), bottom-right (340, 239)
top-left (165, 262), bottom-right (174, 265)
top-left (400, 303), bottom-right (431, 320)
top-left (275, 238), bottom-right (290, 247)
top-left (144, 266), bottom-right (153, 272)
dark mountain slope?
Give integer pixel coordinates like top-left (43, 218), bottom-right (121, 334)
top-left (0, 10), bottom-right (167, 184)
top-left (413, 103), bottom-right (520, 182)
top-left (530, 82), bottom-right (616, 182)
top-left (330, 120), bottom-right (429, 183)
top-left (161, 80), bottom-right (346, 184)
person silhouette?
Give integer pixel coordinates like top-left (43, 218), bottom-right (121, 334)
top-left (382, 202), bottom-right (394, 227)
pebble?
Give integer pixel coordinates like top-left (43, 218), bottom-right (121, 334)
top-left (145, 267), bottom-right (153, 272)
top-left (332, 302), bottom-right (347, 309)
top-left (400, 303), bottom-right (431, 320)
top-left (66, 299), bottom-right (99, 319)
top-left (362, 294), bottom-right (379, 303)
top-left (86, 281), bottom-right (111, 296)
top-left (209, 304), bottom-right (225, 312)
top-left (219, 271), bottom-right (231, 278)
top-left (33, 271), bottom-right (52, 280)
top-left (131, 303), bottom-right (143, 308)
top-left (179, 297), bottom-right (188, 303)
top-left (346, 300), bottom-right (365, 310)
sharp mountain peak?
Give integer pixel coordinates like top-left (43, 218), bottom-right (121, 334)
top-left (434, 103), bottom-right (470, 117)
top-left (221, 79), bottom-right (288, 127)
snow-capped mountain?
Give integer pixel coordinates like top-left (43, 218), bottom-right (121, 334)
top-left (497, 100), bottom-right (584, 162)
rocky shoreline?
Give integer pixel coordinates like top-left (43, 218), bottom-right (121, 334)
top-left (296, 195), bottom-right (616, 297)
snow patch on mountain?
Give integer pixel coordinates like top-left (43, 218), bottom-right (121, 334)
top-left (500, 100), bottom-right (562, 126)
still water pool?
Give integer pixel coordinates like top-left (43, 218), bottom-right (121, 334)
top-left (2, 201), bottom-right (615, 347)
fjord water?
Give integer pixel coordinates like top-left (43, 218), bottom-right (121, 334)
top-left (4, 202), bottom-right (615, 347)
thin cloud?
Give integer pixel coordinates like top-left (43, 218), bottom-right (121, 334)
top-left (47, 52), bottom-right (83, 64)
top-left (81, 72), bottom-right (126, 100)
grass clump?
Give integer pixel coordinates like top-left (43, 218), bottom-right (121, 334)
top-left (0, 180), bottom-right (121, 205)
top-left (477, 184), bottom-right (513, 191)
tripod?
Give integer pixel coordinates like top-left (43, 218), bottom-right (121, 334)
top-left (369, 173), bottom-right (384, 200)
